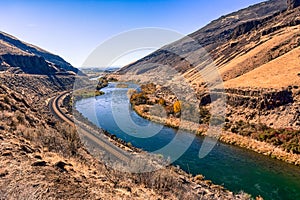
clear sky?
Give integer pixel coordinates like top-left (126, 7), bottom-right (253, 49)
top-left (0, 0), bottom-right (264, 68)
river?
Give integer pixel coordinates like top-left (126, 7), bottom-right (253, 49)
top-left (75, 82), bottom-right (300, 200)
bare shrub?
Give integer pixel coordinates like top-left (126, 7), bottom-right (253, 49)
top-left (15, 110), bottom-right (25, 124)
top-left (56, 123), bottom-right (82, 156)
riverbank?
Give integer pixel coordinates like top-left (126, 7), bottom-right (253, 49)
top-left (133, 104), bottom-right (300, 166)
top-left (67, 90), bottom-right (253, 199)
top-left (74, 82), bottom-right (300, 199)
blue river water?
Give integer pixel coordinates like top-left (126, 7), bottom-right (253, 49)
top-left (75, 82), bottom-right (300, 200)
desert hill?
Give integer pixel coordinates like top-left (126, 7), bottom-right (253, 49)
top-left (0, 33), bottom-right (250, 199)
top-left (0, 31), bottom-right (82, 75)
top-left (115, 0), bottom-right (300, 129)
top-left (117, 0), bottom-right (287, 76)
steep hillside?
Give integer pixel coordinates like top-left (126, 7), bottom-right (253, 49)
top-left (115, 0), bottom-right (300, 130)
top-left (0, 32), bottom-right (251, 198)
top-left (118, 0), bottom-right (287, 75)
top-left (0, 31), bottom-right (82, 75)
top-left (0, 75), bottom-right (190, 199)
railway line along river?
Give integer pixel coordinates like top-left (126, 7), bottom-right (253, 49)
top-left (75, 82), bottom-right (300, 200)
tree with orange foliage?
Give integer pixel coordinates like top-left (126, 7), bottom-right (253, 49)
top-left (173, 100), bottom-right (181, 113)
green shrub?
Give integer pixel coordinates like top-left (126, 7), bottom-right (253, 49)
top-left (229, 120), bottom-right (300, 154)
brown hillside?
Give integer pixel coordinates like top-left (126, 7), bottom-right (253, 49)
top-left (0, 31), bottom-right (82, 75)
top-left (115, 1), bottom-right (300, 130)
top-left (224, 46), bottom-right (300, 89)
top-left (0, 33), bottom-right (249, 198)
top-left (117, 0), bottom-right (287, 76)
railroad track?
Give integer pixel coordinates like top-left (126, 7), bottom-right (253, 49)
top-left (49, 92), bottom-right (130, 163)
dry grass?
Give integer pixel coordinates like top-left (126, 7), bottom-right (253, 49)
top-left (0, 74), bottom-right (250, 199)
top-left (219, 26), bottom-right (300, 82)
top-left (225, 46), bottom-right (300, 89)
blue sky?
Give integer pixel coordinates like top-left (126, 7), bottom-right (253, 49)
top-left (0, 0), bottom-right (264, 68)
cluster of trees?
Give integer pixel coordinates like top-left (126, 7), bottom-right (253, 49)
top-left (130, 92), bottom-right (149, 105)
top-left (130, 90), bottom-right (182, 117)
top-left (96, 77), bottom-right (108, 90)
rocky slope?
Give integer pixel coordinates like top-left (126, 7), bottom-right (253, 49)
top-left (288, 0), bottom-right (300, 9)
top-left (114, 0), bottom-right (300, 130)
top-left (0, 77), bottom-right (250, 200)
top-left (0, 31), bottom-right (82, 75)
top-left (118, 0), bottom-right (287, 75)
top-left (0, 34), bottom-right (251, 199)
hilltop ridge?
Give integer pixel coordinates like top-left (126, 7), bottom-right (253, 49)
top-left (0, 31), bottom-right (82, 75)
top-left (118, 0), bottom-right (287, 76)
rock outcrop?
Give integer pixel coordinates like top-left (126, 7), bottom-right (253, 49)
top-left (288, 0), bottom-right (300, 10)
top-left (0, 31), bottom-right (83, 75)
top-left (198, 86), bottom-right (299, 129)
top-left (0, 54), bottom-right (57, 75)
top-left (225, 88), bottom-right (294, 110)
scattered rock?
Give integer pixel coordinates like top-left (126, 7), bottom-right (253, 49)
top-left (31, 160), bottom-right (47, 167)
top-left (194, 174), bottom-right (205, 183)
top-left (34, 155), bottom-right (42, 160)
top-left (287, 0), bottom-right (300, 10)
top-left (97, 176), bottom-right (108, 181)
top-left (1, 151), bottom-right (13, 157)
top-left (204, 180), bottom-right (213, 186)
top-left (20, 144), bottom-right (34, 154)
top-left (115, 182), bottom-right (132, 192)
top-left (74, 177), bottom-right (82, 183)
top-left (256, 195), bottom-right (264, 200)
top-left (179, 175), bottom-right (190, 184)
top-left (55, 161), bottom-right (72, 172)
top-left (0, 169), bottom-right (8, 177)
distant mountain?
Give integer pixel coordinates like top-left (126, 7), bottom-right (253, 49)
top-left (0, 31), bottom-right (82, 75)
